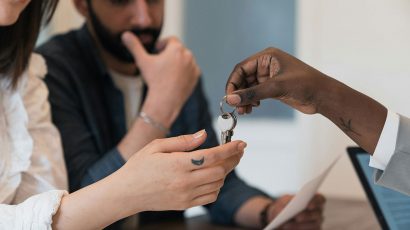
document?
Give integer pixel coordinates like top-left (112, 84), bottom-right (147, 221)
top-left (264, 155), bottom-right (341, 230)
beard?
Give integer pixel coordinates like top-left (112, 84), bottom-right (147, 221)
top-left (87, 1), bottom-right (162, 63)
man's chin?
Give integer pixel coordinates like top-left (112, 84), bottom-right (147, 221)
top-left (108, 49), bottom-right (135, 63)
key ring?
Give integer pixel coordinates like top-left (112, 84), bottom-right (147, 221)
top-left (220, 96), bottom-right (236, 115)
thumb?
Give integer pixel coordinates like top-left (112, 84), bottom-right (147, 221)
top-left (155, 38), bottom-right (169, 52)
top-left (226, 81), bottom-right (282, 106)
top-left (121, 31), bottom-right (148, 64)
top-left (148, 130), bottom-right (207, 153)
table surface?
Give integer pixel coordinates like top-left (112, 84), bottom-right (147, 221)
top-left (140, 198), bottom-right (381, 230)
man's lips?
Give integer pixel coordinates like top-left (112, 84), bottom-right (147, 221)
top-left (138, 34), bottom-right (154, 45)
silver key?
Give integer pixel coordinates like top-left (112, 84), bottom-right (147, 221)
top-left (217, 112), bottom-right (237, 145)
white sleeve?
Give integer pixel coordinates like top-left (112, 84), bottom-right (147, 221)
top-left (13, 54), bottom-right (68, 204)
top-left (369, 110), bottom-right (400, 170)
top-left (0, 190), bottom-right (67, 229)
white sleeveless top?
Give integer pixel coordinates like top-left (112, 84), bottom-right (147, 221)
top-left (0, 54), bottom-right (68, 229)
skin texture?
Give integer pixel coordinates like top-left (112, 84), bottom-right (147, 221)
top-left (270, 195), bottom-right (325, 230)
top-left (52, 131), bottom-right (247, 229)
top-left (225, 47), bottom-right (387, 154)
top-left (191, 156), bottom-right (205, 166)
top-left (0, 0), bottom-right (31, 25)
top-left (234, 195), bottom-right (325, 229)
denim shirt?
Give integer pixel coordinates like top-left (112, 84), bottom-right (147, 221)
top-left (37, 25), bottom-right (267, 227)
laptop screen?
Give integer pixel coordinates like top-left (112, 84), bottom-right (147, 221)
top-left (348, 147), bottom-right (410, 230)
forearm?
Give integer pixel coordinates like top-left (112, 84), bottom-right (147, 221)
top-left (118, 118), bottom-right (168, 160)
top-left (317, 78), bottom-right (387, 154)
top-left (118, 96), bottom-right (179, 160)
top-left (234, 196), bottom-right (273, 228)
top-left (53, 168), bottom-right (140, 229)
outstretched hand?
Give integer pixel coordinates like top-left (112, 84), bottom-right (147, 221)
top-left (225, 47), bottom-right (331, 115)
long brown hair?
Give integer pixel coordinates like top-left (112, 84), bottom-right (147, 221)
top-left (0, 0), bottom-right (58, 89)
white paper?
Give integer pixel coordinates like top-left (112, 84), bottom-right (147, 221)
top-left (264, 155), bottom-right (341, 230)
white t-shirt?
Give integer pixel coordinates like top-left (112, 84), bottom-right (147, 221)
top-left (109, 69), bottom-right (144, 129)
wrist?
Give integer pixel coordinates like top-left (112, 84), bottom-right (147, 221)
top-left (110, 166), bottom-right (146, 215)
top-left (315, 76), bottom-right (345, 116)
top-left (142, 93), bottom-right (180, 128)
top-left (234, 196), bottom-right (273, 228)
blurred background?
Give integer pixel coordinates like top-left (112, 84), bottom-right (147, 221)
top-left (40, 0), bottom-right (410, 216)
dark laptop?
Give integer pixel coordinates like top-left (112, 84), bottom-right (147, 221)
top-left (348, 147), bottom-right (410, 230)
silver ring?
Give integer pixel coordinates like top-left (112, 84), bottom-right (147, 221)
top-left (220, 96), bottom-right (236, 114)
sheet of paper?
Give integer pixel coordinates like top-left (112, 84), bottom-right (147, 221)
top-left (264, 155), bottom-right (341, 230)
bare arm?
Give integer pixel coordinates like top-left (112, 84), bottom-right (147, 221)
top-left (225, 47), bottom-right (387, 154)
top-left (53, 132), bottom-right (246, 229)
top-left (316, 79), bottom-right (386, 154)
top-left (118, 32), bottom-right (201, 160)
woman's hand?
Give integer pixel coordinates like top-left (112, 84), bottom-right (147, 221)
top-left (53, 130), bottom-right (246, 230)
top-left (118, 130), bottom-right (247, 212)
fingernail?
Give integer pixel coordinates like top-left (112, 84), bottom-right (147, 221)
top-left (238, 142), bottom-right (247, 150)
top-left (226, 94), bottom-right (241, 105)
top-left (194, 129), bottom-right (206, 139)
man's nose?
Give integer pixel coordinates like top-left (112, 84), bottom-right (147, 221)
top-left (129, 0), bottom-right (153, 28)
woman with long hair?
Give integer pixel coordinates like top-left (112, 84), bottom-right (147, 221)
top-left (0, 0), bottom-right (246, 228)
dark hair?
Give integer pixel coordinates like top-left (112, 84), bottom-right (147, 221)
top-left (0, 0), bottom-right (58, 89)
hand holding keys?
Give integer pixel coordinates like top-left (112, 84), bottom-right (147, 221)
top-left (218, 96), bottom-right (237, 145)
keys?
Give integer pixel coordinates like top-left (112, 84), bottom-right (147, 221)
top-left (218, 96), bottom-right (237, 145)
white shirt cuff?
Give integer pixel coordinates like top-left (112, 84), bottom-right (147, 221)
top-left (369, 110), bottom-right (400, 170)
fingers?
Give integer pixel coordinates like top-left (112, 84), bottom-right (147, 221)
top-left (279, 220), bottom-right (322, 230)
top-left (307, 194), bottom-right (326, 211)
top-left (147, 130), bottom-right (207, 153)
top-left (217, 153), bottom-right (244, 175)
top-left (190, 167), bottom-right (226, 186)
top-left (185, 140), bottom-right (247, 170)
top-left (155, 38), bottom-right (169, 52)
top-left (190, 191), bottom-right (220, 207)
top-left (295, 210), bottom-right (323, 223)
top-left (225, 48), bottom-right (284, 113)
top-left (269, 195), bottom-right (294, 220)
top-left (226, 80), bottom-right (281, 107)
top-left (278, 194), bottom-right (325, 229)
top-left (191, 179), bottom-right (225, 199)
top-left (225, 60), bottom-right (258, 95)
top-left (121, 32), bottom-right (148, 65)
top-left (189, 152), bottom-right (243, 188)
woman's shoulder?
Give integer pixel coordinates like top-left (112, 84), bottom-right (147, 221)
top-left (17, 53), bottom-right (48, 95)
top-left (28, 53), bottom-right (47, 79)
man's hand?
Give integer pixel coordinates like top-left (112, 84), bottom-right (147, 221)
top-left (122, 32), bottom-right (201, 128)
top-left (269, 194), bottom-right (325, 230)
top-left (225, 47), bottom-right (332, 115)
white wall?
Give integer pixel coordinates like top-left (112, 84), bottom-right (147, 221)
top-left (296, 0), bottom-right (410, 199)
